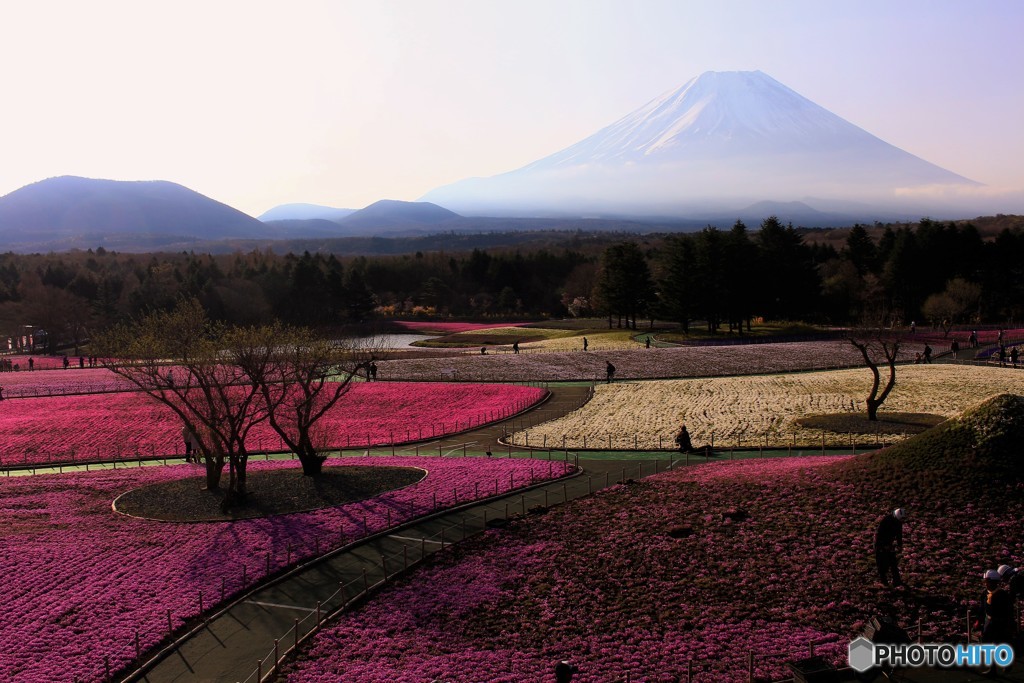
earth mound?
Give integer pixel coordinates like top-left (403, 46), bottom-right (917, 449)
top-left (114, 465), bottom-right (424, 521)
top-left (831, 393), bottom-right (1024, 491)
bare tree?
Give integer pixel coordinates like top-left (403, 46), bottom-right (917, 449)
top-left (95, 300), bottom-right (272, 507)
top-left (242, 326), bottom-right (381, 476)
top-left (849, 335), bottom-right (901, 421)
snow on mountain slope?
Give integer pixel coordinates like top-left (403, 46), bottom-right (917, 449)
top-left (422, 71), bottom-right (978, 218)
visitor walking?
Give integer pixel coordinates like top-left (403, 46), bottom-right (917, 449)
top-left (1011, 347), bottom-right (1019, 369)
top-left (970, 330), bottom-right (979, 348)
top-left (182, 425), bottom-right (194, 462)
top-left (512, 341), bottom-right (519, 354)
top-left (875, 508), bottom-right (905, 587)
top-left (923, 344), bottom-right (932, 363)
top-left (582, 337), bottom-right (589, 352)
top-left (555, 661), bottom-right (579, 683)
top-left (369, 361), bottom-right (378, 381)
top-left (951, 339), bottom-right (960, 359)
top-left (605, 361), bottom-right (615, 383)
top-left (645, 336), bottom-right (651, 349)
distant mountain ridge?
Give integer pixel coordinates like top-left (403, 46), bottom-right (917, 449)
top-left (257, 203), bottom-right (356, 222)
top-left (339, 199), bottom-right (460, 228)
top-left (421, 70), bottom-right (980, 217)
top-left (0, 176), bottom-right (267, 241)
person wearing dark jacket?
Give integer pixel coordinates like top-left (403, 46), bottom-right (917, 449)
top-left (674, 424), bottom-right (693, 452)
top-left (875, 508), bottom-right (905, 586)
top-left (979, 568), bottom-right (1015, 677)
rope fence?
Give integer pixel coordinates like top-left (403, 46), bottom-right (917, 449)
top-left (85, 460), bottom-right (581, 683)
top-left (505, 426), bottom-right (912, 453)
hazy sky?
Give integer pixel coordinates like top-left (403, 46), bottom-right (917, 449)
top-left (1, 0), bottom-right (1021, 216)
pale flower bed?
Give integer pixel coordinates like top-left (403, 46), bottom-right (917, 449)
top-left (509, 365), bottom-right (1024, 449)
top-left (378, 340), bottom-right (908, 382)
top-left (520, 329), bottom-right (642, 352)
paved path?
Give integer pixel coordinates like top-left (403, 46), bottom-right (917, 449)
top-left (127, 383), bottom-right (679, 683)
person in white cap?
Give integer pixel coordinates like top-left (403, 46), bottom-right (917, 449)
top-left (555, 660), bottom-right (578, 683)
top-left (1006, 565), bottom-right (1024, 602)
top-left (874, 508), bottom-right (905, 587)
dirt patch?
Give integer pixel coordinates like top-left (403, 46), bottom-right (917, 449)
top-left (113, 465), bottom-right (425, 522)
top-left (794, 412), bottom-right (946, 435)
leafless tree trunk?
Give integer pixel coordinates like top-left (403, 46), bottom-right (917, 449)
top-left (849, 337), bottom-right (901, 421)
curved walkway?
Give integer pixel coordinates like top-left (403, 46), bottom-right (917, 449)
top-left (125, 383), bottom-right (653, 683)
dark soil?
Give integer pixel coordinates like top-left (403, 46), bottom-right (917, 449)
top-left (413, 332), bottom-right (549, 348)
top-left (794, 412), bottom-right (946, 435)
top-left (113, 465), bottom-right (425, 522)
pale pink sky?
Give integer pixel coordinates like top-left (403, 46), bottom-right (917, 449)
top-left (0, 0), bottom-right (1021, 216)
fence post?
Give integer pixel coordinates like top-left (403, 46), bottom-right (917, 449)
top-left (294, 618), bottom-right (299, 650)
top-left (748, 651), bottom-right (754, 682)
top-left (274, 639), bottom-right (279, 667)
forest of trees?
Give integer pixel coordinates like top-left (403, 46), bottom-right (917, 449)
top-left (2, 216), bottom-right (1022, 351)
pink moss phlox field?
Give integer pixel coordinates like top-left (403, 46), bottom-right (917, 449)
top-left (0, 456), bottom-right (573, 683)
top-left (391, 321), bottom-right (528, 334)
top-left (285, 456), bottom-right (1024, 682)
top-left (378, 340), bottom-right (917, 382)
top-left (0, 383), bottom-right (545, 467)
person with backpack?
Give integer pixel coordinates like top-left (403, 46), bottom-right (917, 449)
top-left (978, 569), bottom-right (1015, 674)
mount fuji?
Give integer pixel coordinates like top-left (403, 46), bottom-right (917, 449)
top-left (420, 70), bottom-right (980, 220)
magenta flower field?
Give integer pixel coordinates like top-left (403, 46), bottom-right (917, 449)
top-left (0, 456), bottom-right (573, 683)
top-left (0, 383), bottom-right (546, 467)
top-left (284, 455), bottom-right (1024, 682)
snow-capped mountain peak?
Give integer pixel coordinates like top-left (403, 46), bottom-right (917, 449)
top-left (421, 70), bottom-right (979, 218)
